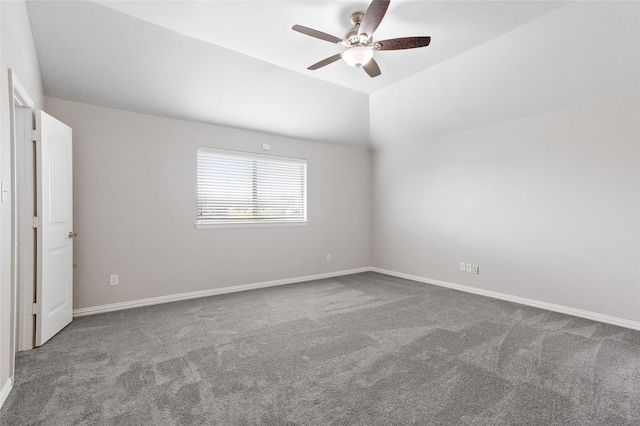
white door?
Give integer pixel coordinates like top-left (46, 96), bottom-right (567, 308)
top-left (35, 111), bottom-right (73, 346)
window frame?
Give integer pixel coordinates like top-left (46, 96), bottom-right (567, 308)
top-left (195, 147), bottom-right (308, 229)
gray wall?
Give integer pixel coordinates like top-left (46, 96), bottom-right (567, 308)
top-left (44, 97), bottom-right (372, 310)
top-left (0, 0), bottom-right (44, 396)
top-left (372, 94), bottom-right (640, 322)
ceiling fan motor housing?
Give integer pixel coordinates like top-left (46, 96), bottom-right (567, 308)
top-left (345, 26), bottom-right (359, 43)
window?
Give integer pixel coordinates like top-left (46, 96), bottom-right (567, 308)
top-left (196, 148), bottom-right (307, 228)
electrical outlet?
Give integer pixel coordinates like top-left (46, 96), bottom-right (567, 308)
top-left (326, 253), bottom-right (331, 261)
top-left (461, 261), bottom-right (479, 274)
top-left (109, 274), bottom-right (119, 286)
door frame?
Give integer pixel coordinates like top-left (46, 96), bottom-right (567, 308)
top-left (9, 70), bottom-right (36, 359)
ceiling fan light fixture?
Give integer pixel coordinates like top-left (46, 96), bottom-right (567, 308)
top-left (341, 46), bottom-right (374, 68)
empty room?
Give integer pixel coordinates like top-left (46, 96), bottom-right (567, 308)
top-left (0, 0), bottom-right (639, 424)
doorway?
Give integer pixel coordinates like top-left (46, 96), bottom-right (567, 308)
top-left (9, 70), bottom-right (36, 354)
top-left (10, 71), bottom-right (74, 355)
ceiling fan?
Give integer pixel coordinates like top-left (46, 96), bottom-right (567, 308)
top-left (292, 0), bottom-right (431, 78)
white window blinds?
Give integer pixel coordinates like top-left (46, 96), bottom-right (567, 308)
top-left (197, 148), bottom-right (307, 226)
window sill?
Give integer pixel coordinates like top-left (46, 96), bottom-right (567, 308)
top-left (195, 221), bottom-right (309, 230)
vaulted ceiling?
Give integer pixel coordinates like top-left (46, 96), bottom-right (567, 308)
top-left (26, 1), bottom-right (640, 148)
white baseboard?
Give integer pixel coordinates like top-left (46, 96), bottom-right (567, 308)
top-left (73, 266), bottom-right (640, 331)
top-left (73, 267), bottom-right (371, 317)
top-left (0, 377), bottom-right (13, 411)
top-left (371, 267), bottom-right (640, 331)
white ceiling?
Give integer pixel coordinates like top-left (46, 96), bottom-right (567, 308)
top-left (92, 0), bottom-right (568, 94)
top-left (25, 1), bottom-right (640, 148)
top-left (27, 0), bottom-right (372, 147)
top-left (371, 1), bottom-right (640, 147)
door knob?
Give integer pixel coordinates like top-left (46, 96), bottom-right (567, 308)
top-left (68, 232), bottom-right (76, 239)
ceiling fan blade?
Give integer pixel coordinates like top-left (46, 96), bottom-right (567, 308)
top-left (363, 58), bottom-right (381, 78)
top-left (377, 36), bottom-right (431, 50)
top-left (358, 0), bottom-right (390, 40)
top-left (292, 25), bottom-right (343, 44)
top-left (307, 53), bottom-right (342, 70)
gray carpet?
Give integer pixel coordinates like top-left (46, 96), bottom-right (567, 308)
top-left (1, 272), bottom-right (639, 425)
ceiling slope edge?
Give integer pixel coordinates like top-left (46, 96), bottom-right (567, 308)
top-left (27, 0), bottom-right (371, 148)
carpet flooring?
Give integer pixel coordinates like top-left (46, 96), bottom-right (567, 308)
top-left (1, 272), bottom-right (639, 425)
